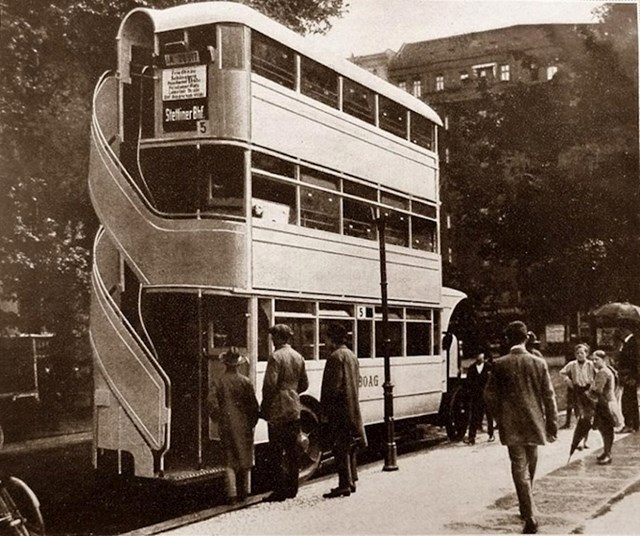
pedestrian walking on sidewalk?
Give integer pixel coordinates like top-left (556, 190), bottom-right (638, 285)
top-left (207, 347), bottom-right (259, 504)
top-left (484, 321), bottom-right (558, 534)
top-left (321, 323), bottom-right (367, 499)
top-left (560, 343), bottom-right (596, 450)
top-left (464, 350), bottom-right (494, 445)
top-left (260, 324), bottom-right (309, 502)
top-left (587, 350), bottom-right (618, 465)
top-left (614, 328), bottom-right (639, 433)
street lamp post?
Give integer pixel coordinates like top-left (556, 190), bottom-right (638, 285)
top-left (374, 212), bottom-right (398, 471)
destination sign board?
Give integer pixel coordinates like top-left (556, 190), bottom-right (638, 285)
top-left (164, 50), bottom-right (200, 67)
top-left (162, 65), bottom-right (207, 101)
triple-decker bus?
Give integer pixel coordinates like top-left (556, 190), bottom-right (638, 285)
top-left (89, 2), bottom-right (466, 484)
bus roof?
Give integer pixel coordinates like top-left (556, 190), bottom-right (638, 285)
top-left (118, 2), bottom-right (442, 127)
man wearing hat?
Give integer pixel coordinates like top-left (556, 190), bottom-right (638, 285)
top-left (208, 347), bottom-right (259, 504)
top-left (321, 322), bottom-right (366, 498)
top-left (260, 324), bottom-right (309, 501)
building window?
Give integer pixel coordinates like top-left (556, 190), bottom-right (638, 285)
top-left (473, 62), bottom-right (496, 80)
top-left (530, 64), bottom-right (539, 81)
top-left (500, 64), bottom-right (510, 81)
top-left (444, 116), bottom-right (449, 130)
top-left (435, 75), bottom-right (444, 91)
top-left (447, 247), bottom-right (453, 264)
top-left (460, 72), bottom-right (469, 84)
top-left (444, 147), bottom-right (450, 164)
top-left (547, 65), bottom-right (558, 80)
top-left (398, 81), bottom-right (407, 92)
top-left (412, 79), bottom-right (422, 98)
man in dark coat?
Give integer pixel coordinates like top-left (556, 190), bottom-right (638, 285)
top-left (484, 321), bottom-right (558, 535)
top-left (465, 350), bottom-right (494, 445)
top-left (260, 324), bottom-right (309, 502)
top-left (321, 323), bottom-right (366, 498)
top-left (615, 328), bottom-right (639, 433)
top-left (208, 347), bottom-right (259, 504)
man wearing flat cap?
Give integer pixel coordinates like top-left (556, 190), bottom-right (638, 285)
top-left (260, 324), bottom-right (309, 501)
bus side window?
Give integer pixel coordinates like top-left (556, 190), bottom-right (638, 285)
top-left (251, 31), bottom-right (295, 89)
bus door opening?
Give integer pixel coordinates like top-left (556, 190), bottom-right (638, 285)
top-left (141, 292), bottom-right (248, 472)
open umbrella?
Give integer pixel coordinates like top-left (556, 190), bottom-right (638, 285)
top-left (592, 302), bottom-right (640, 325)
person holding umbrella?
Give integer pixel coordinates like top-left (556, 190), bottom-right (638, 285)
top-left (561, 343), bottom-right (596, 453)
top-left (587, 350), bottom-right (618, 464)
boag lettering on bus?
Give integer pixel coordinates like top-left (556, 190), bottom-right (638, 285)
top-left (162, 65), bottom-right (208, 132)
top-left (359, 374), bottom-right (379, 388)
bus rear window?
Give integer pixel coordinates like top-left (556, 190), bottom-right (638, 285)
top-left (251, 32), bottom-right (295, 89)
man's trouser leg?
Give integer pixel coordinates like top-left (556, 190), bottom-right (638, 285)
top-left (282, 420), bottom-right (301, 498)
top-left (268, 420), bottom-right (300, 498)
top-left (334, 430), bottom-right (353, 490)
top-left (485, 405), bottom-right (495, 437)
top-left (564, 387), bottom-right (574, 426)
top-left (508, 445), bottom-right (538, 520)
top-left (468, 399), bottom-right (482, 440)
top-left (621, 384), bottom-right (639, 430)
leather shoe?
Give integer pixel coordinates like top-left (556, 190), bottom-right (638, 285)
top-left (522, 517), bottom-right (538, 534)
top-left (596, 452), bottom-right (606, 461)
top-left (560, 423), bottom-right (570, 430)
top-left (350, 484), bottom-right (356, 493)
top-left (617, 426), bottom-right (634, 434)
top-left (597, 456), bottom-right (612, 465)
top-left (463, 437), bottom-right (475, 445)
top-left (487, 435), bottom-right (495, 442)
top-left (323, 487), bottom-right (351, 498)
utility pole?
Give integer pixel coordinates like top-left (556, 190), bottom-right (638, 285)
top-left (373, 211), bottom-right (398, 471)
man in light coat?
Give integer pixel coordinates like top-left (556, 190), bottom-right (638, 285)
top-left (484, 321), bottom-right (558, 534)
top-left (260, 324), bottom-right (309, 501)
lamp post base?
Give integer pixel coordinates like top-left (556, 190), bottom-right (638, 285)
top-left (383, 442), bottom-right (398, 471)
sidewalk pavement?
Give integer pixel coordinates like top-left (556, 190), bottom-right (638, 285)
top-left (160, 428), bottom-right (640, 535)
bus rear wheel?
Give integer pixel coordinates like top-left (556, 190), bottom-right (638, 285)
top-left (298, 405), bottom-right (322, 482)
top-left (445, 384), bottom-right (469, 441)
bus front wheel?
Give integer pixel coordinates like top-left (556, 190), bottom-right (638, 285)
top-left (446, 384), bottom-right (469, 441)
top-left (298, 405), bottom-right (322, 482)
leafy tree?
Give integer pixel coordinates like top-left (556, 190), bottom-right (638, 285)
top-left (0, 0), bottom-right (345, 347)
top-left (443, 3), bottom-right (638, 337)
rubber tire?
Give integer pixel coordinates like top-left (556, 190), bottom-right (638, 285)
top-left (298, 405), bottom-right (322, 482)
top-left (446, 385), bottom-right (469, 441)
